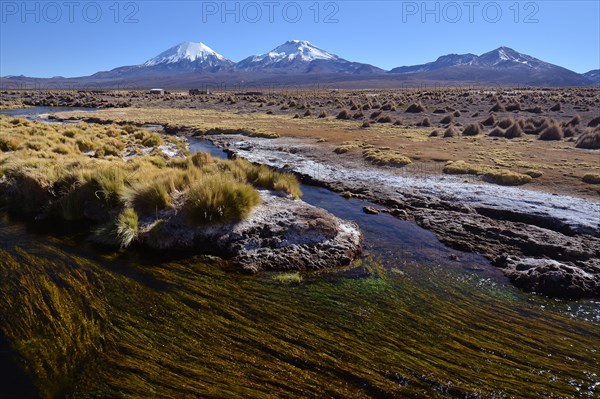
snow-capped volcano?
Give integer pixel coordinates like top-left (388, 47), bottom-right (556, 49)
top-left (253, 40), bottom-right (339, 63)
top-left (6, 42), bottom-right (593, 88)
top-left (142, 42), bottom-right (234, 70)
top-left (235, 40), bottom-right (382, 74)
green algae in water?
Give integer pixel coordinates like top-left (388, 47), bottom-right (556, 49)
top-left (1, 215), bottom-right (599, 399)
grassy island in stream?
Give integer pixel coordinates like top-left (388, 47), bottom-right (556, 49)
top-left (0, 116), bottom-right (301, 248)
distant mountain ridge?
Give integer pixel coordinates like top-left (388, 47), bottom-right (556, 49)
top-left (389, 46), bottom-right (591, 86)
top-left (1, 41), bottom-right (596, 88)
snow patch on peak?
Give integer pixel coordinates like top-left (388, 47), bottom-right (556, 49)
top-left (265, 40), bottom-right (339, 62)
top-left (143, 42), bottom-right (230, 66)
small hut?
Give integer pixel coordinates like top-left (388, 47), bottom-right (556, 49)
top-left (189, 88), bottom-right (211, 95)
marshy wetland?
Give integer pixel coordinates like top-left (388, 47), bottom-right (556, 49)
top-left (0, 88), bottom-right (599, 398)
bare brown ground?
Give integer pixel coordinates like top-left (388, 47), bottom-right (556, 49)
top-left (54, 105), bottom-right (600, 200)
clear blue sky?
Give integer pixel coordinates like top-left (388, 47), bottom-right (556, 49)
top-left (1, 1), bottom-right (598, 77)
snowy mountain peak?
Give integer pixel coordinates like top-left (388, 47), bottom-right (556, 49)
top-left (143, 42), bottom-right (232, 67)
top-left (239, 40), bottom-right (339, 67)
top-left (479, 46), bottom-right (539, 67)
top-left (267, 40), bottom-right (339, 62)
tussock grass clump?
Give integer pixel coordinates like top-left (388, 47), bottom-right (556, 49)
top-left (439, 115), bottom-right (454, 124)
top-left (0, 136), bottom-right (20, 151)
top-left (490, 102), bottom-right (505, 112)
top-left (419, 117), bottom-right (431, 127)
top-left (443, 126), bottom-right (459, 138)
top-left (377, 115), bottom-right (393, 123)
top-left (334, 141), bottom-right (365, 154)
top-left (505, 103), bottom-right (521, 112)
top-left (336, 110), bottom-right (352, 120)
top-left (362, 148), bottom-right (411, 167)
top-left (88, 166), bottom-right (128, 207)
top-left (116, 208), bottom-right (139, 247)
top-left (191, 151), bottom-right (214, 168)
top-left (122, 179), bottom-right (172, 214)
top-left (443, 160), bottom-right (486, 175)
top-left (370, 110), bottom-right (382, 119)
top-left (496, 118), bottom-right (513, 129)
top-left (142, 133), bottom-right (163, 147)
top-left (93, 207), bottom-right (139, 248)
top-left (582, 174), bottom-right (600, 184)
top-left (247, 130), bottom-right (280, 139)
top-left (488, 127), bottom-right (506, 137)
top-left (505, 123), bottom-right (523, 139)
top-left (96, 144), bottom-right (121, 157)
top-left (183, 174), bottom-right (260, 225)
top-left (75, 138), bottom-right (95, 152)
top-left (462, 123), bottom-right (482, 136)
top-left (168, 157), bottom-right (193, 170)
top-left (405, 103), bottom-right (425, 113)
top-left (567, 115), bottom-right (581, 127)
top-left (52, 144), bottom-right (74, 155)
top-left (1, 166), bottom-right (56, 214)
top-left (575, 127), bottom-right (600, 149)
top-left (229, 160), bottom-right (302, 199)
top-left (481, 115), bottom-right (496, 126)
top-left (563, 126), bottom-right (577, 138)
top-left (538, 123), bottom-right (564, 141)
top-left (483, 170), bottom-right (532, 186)
top-left (588, 116), bottom-right (600, 128)
top-left (443, 161), bottom-right (532, 186)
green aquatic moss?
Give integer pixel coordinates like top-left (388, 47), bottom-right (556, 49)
top-left (1, 221), bottom-right (599, 399)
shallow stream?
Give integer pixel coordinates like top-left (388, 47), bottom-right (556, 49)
top-left (0, 108), bottom-right (598, 398)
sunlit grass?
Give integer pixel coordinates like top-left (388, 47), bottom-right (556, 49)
top-left (272, 272), bottom-right (303, 285)
top-left (183, 174), bottom-right (261, 225)
top-left (0, 115), bottom-right (302, 244)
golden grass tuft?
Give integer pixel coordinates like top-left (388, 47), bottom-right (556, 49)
top-left (183, 174), bottom-right (261, 225)
top-left (483, 170), bottom-right (532, 186)
top-left (362, 148), bottom-right (412, 167)
top-left (226, 159), bottom-right (302, 199)
top-left (575, 127), bottom-right (600, 149)
top-left (443, 160), bottom-right (486, 175)
top-left (334, 141), bottom-right (365, 154)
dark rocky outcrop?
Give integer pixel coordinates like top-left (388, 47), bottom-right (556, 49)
top-left (139, 191), bottom-right (362, 273)
top-left (495, 256), bottom-right (600, 299)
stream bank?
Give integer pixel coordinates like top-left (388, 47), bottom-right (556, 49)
top-left (205, 134), bottom-right (600, 298)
